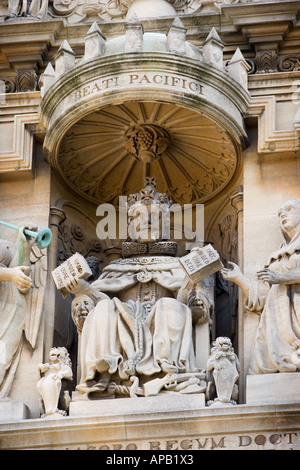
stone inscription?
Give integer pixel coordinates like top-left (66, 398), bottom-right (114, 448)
top-left (74, 72), bottom-right (204, 101)
top-left (52, 252), bottom-right (92, 298)
top-left (64, 432), bottom-right (300, 450)
top-left (180, 244), bottom-right (223, 282)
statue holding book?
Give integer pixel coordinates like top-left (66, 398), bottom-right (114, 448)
top-left (55, 178), bottom-right (222, 398)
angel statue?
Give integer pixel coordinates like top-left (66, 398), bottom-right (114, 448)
top-left (66, 178), bottom-right (211, 399)
top-left (222, 198), bottom-right (300, 375)
top-left (0, 224), bottom-right (47, 399)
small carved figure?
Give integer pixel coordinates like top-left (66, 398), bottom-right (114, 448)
top-left (206, 337), bottom-right (240, 406)
top-left (37, 347), bottom-right (73, 418)
top-left (222, 199), bottom-right (300, 374)
top-left (186, 285), bottom-right (212, 325)
top-left (71, 294), bottom-right (96, 332)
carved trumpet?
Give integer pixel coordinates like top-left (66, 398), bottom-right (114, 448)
top-left (0, 221), bottom-right (52, 249)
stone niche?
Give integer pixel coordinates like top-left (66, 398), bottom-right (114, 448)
top-left (35, 18), bottom-right (249, 413)
top-left (38, 19), bottom-right (250, 392)
top-left (40, 20), bottom-right (250, 210)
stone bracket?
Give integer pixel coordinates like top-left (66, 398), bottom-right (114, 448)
top-left (246, 95), bottom-right (300, 153)
top-left (0, 113), bottom-right (39, 173)
top-left (0, 91), bottom-right (41, 173)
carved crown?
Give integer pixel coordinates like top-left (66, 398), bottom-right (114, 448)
top-left (127, 177), bottom-right (173, 208)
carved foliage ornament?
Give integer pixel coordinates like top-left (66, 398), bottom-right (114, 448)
top-left (278, 55), bottom-right (300, 73)
top-left (57, 222), bottom-right (103, 267)
top-left (125, 125), bottom-right (171, 164)
top-left (52, 0), bottom-right (78, 16)
top-left (45, 0), bottom-right (200, 23)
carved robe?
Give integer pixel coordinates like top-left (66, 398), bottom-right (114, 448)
top-left (0, 241), bottom-right (25, 396)
top-left (78, 256), bottom-right (198, 388)
top-left (0, 237), bottom-right (45, 397)
top-left (247, 232), bottom-right (300, 374)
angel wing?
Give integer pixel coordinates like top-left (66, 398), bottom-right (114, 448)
top-left (24, 244), bottom-right (48, 349)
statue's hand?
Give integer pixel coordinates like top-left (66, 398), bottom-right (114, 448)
top-left (38, 363), bottom-right (48, 373)
top-left (221, 261), bottom-right (242, 283)
top-left (66, 278), bottom-right (90, 295)
top-left (19, 224), bottom-right (39, 247)
top-left (9, 266), bottom-right (32, 292)
top-left (257, 268), bottom-right (281, 285)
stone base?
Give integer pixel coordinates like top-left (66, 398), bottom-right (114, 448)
top-left (0, 400), bottom-right (29, 423)
top-left (246, 372), bottom-right (300, 405)
top-left (69, 393), bottom-right (206, 417)
top-left (1, 403), bottom-right (300, 450)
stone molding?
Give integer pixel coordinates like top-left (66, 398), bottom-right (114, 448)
top-left (40, 47), bottom-right (250, 169)
top-left (38, 38), bottom-right (250, 205)
top-left (0, 91), bottom-right (41, 173)
top-left (247, 95), bottom-right (299, 153)
top-left (0, 402), bottom-right (300, 450)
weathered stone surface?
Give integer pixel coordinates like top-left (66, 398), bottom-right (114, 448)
top-left (1, 403), bottom-right (300, 450)
top-left (69, 393), bottom-right (206, 417)
top-left (246, 373), bottom-right (300, 406)
top-left (0, 401), bottom-right (29, 424)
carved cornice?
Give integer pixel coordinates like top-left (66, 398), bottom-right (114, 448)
top-left (40, 24), bottom-right (249, 205)
top-left (1, 1), bottom-right (300, 78)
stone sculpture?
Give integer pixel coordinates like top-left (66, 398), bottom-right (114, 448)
top-left (0, 224), bottom-right (47, 399)
top-left (63, 178), bottom-right (212, 399)
top-left (206, 337), bottom-right (239, 406)
top-left (37, 347), bottom-right (73, 418)
top-left (222, 198), bottom-right (300, 374)
top-left (5, 0), bottom-right (48, 19)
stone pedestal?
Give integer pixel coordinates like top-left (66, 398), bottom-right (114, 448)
top-left (69, 393), bottom-right (206, 418)
top-left (1, 403), bottom-right (300, 450)
top-left (0, 401), bottom-right (29, 423)
top-left (246, 373), bottom-right (300, 405)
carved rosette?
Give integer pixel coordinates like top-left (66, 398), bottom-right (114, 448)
top-left (278, 55), bottom-right (300, 72)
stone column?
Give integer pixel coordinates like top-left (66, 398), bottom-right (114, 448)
top-left (230, 186), bottom-right (244, 401)
top-left (43, 206), bottom-right (66, 358)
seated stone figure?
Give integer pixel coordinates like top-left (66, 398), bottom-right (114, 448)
top-left (69, 178), bottom-right (211, 398)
